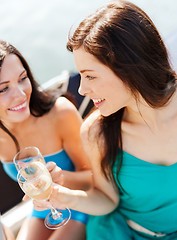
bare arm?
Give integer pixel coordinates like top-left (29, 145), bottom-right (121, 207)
top-left (47, 161), bottom-right (92, 191)
top-left (34, 110), bottom-right (119, 215)
top-left (53, 97), bottom-right (92, 190)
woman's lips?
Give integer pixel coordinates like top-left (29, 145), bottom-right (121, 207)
top-left (92, 98), bottom-right (105, 107)
top-left (8, 101), bottom-right (27, 112)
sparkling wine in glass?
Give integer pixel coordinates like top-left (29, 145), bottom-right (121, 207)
top-left (13, 146), bottom-right (71, 229)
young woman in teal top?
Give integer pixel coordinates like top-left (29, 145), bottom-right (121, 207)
top-left (0, 40), bottom-right (92, 240)
top-left (33, 1), bottom-right (177, 239)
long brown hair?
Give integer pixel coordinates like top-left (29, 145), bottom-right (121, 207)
top-left (0, 41), bottom-right (59, 152)
top-left (67, 1), bottom-right (176, 183)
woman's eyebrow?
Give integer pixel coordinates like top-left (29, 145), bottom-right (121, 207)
top-left (0, 80), bottom-right (9, 85)
top-left (80, 69), bottom-right (94, 73)
top-left (0, 70), bottom-right (26, 85)
top-left (19, 69), bottom-right (26, 76)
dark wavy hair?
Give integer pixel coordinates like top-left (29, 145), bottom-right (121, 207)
top-left (0, 40), bottom-right (60, 152)
top-left (67, 1), bottom-right (176, 183)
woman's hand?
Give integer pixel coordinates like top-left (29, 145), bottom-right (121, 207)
top-left (33, 184), bottom-right (74, 211)
top-left (46, 161), bottom-right (64, 185)
top-left (33, 198), bottom-right (51, 211)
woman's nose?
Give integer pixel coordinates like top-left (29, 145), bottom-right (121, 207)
top-left (13, 85), bottom-right (25, 98)
top-left (78, 79), bottom-right (89, 96)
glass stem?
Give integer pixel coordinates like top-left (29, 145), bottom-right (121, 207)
top-left (51, 206), bottom-right (62, 220)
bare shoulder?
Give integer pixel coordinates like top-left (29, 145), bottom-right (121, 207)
top-left (0, 129), bottom-right (16, 162)
top-left (81, 110), bottom-right (103, 159)
top-left (81, 109), bottom-right (101, 141)
top-left (55, 96), bottom-right (79, 114)
top-left (51, 97), bottom-right (81, 123)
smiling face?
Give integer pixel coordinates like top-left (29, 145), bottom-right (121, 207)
top-left (0, 54), bottom-right (32, 125)
top-left (73, 47), bottom-right (132, 116)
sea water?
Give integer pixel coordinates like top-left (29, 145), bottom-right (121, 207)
top-left (0, 0), bottom-right (177, 84)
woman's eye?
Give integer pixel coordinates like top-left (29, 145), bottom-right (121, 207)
top-left (0, 86), bottom-right (8, 93)
top-left (20, 76), bottom-right (27, 82)
top-left (85, 75), bottom-right (95, 80)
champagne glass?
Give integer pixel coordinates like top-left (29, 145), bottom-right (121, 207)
top-left (13, 146), bottom-right (71, 229)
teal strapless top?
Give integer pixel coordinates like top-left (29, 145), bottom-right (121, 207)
top-left (113, 151), bottom-right (177, 234)
top-left (2, 149), bottom-right (75, 182)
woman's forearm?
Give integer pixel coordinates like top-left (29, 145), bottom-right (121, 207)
top-left (46, 162), bottom-right (92, 191)
top-left (61, 170), bottom-right (93, 190)
top-left (50, 185), bottom-right (119, 215)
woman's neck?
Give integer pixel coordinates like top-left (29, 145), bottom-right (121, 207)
top-left (123, 90), bottom-right (177, 130)
top-left (1, 115), bottom-right (34, 133)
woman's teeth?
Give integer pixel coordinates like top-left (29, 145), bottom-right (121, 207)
top-left (92, 98), bottom-right (105, 103)
top-left (9, 102), bottom-right (26, 111)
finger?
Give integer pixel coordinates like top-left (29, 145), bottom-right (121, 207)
top-left (22, 194), bottom-right (30, 201)
top-left (46, 162), bottom-right (57, 172)
top-left (33, 199), bottom-right (51, 211)
top-left (51, 167), bottom-right (63, 181)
